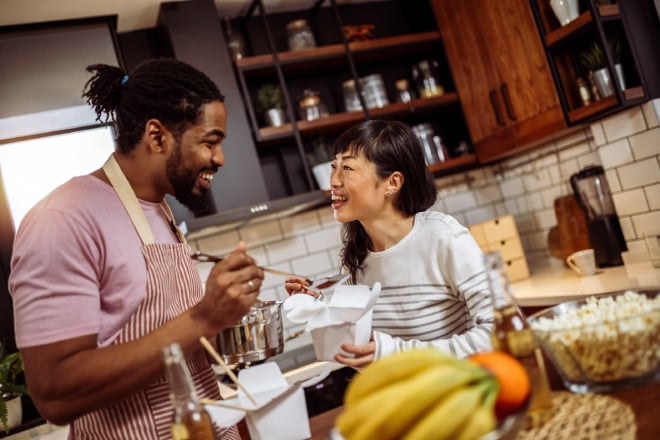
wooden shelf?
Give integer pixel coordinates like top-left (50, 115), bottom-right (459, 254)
top-left (255, 93), bottom-right (460, 144)
top-left (235, 31), bottom-right (441, 73)
top-left (597, 4), bottom-right (620, 17)
top-left (545, 12), bottom-right (593, 47)
top-left (623, 86), bottom-right (645, 101)
top-left (567, 95), bottom-right (618, 123)
top-left (428, 154), bottom-right (478, 175)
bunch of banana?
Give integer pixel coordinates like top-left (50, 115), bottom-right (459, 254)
top-left (336, 349), bottom-right (499, 440)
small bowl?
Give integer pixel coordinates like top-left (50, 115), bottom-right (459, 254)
top-left (528, 289), bottom-right (660, 393)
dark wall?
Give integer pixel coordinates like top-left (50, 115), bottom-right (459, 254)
top-left (158, 0), bottom-right (270, 222)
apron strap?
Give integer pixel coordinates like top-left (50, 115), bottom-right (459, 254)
top-left (160, 200), bottom-right (187, 244)
top-left (103, 154), bottom-right (155, 245)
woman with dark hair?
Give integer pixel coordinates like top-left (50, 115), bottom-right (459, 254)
top-left (287, 120), bottom-right (493, 368)
top-left (9, 59), bottom-right (262, 439)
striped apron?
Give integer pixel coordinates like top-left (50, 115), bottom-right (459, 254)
top-left (70, 155), bottom-right (239, 439)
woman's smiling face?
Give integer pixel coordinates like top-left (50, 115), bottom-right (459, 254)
top-left (330, 147), bottom-right (389, 224)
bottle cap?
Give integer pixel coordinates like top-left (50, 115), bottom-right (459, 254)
top-left (395, 79), bottom-right (409, 90)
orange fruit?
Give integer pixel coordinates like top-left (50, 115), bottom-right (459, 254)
top-left (469, 351), bottom-right (530, 420)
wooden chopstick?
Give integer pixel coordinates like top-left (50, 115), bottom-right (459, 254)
top-left (199, 336), bottom-right (258, 406)
top-left (200, 398), bottom-right (251, 412)
top-left (191, 251), bottom-right (312, 284)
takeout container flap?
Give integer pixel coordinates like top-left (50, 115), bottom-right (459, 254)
top-left (206, 362), bottom-right (311, 440)
top-left (283, 282), bottom-right (381, 361)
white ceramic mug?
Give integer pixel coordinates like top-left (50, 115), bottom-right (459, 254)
top-left (644, 228), bottom-right (660, 268)
top-left (566, 249), bottom-right (597, 276)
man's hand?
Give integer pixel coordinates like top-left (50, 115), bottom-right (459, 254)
top-left (196, 241), bottom-right (264, 335)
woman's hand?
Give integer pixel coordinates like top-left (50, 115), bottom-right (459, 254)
top-left (285, 276), bottom-right (323, 299)
top-left (334, 340), bottom-right (376, 369)
top-left (284, 276), bottom-right (309, 294)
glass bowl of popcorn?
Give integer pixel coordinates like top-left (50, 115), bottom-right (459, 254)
top-left (528, 289), bottom-right (660, 393)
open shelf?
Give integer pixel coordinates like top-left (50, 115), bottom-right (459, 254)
top-left (236, 31), bottom-right (441, 75)
top-left (255, 93), bottom-right (460, 144)
top-left (428, 153), bottom-right (478, 175)
top-left (545, 12), bottom-right (593, 47)
top-left (567, 95), bottom-right (617, 123)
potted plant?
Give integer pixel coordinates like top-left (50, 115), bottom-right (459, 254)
top-left (580, 41), bottom-right (614, 98)
top-left (255, 83), bottom-right (287, 127)
top-left (306, 136), bottom-right (334, 190)
top-left (0, 345), bottom-right (28, 433)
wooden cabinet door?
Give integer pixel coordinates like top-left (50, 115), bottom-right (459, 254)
top-left (481, 0), bottom-right (560, 126)
top-left (433, 0), bottom-right (566, 161)
top-left (432, 0), bottom-right (510, 144)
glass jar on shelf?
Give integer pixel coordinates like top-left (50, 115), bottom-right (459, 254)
top-left (342, 79), bottom-right (363, 112)
top-left (412, 123), bottom-right (446, 165)
top-left (395, 79), bottom-right (415, 103)
top-left (361, 74), bottom-right (389, 109)
top-left (413, 59), bottom-right (444, 99)
top-left (222, 16), bottom-right (246, 61)
top-left (286, 19), bottom-right (316, 51)
top-left (298, 89), bottom-right (328, 121)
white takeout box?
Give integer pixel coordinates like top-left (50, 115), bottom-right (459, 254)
top-left (205, 362), bottom-right (311, 440)
top-left (284, 282), bottom-right (381, 361)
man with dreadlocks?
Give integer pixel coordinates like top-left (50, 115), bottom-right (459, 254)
top-left (9, 58), bottom-right (262, 439)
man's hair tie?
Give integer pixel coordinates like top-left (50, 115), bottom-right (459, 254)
top-left (121, 74), bottom-right (129, 85)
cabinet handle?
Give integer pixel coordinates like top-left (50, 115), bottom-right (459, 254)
top-left (489, 90), bottom-right (506, 126)
top-left (500, 83), bottom-right (517, 121)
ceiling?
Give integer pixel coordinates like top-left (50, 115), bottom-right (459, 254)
top-left (0, 0), bottom-right (382, 33)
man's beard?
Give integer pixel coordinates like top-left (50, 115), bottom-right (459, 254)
top-left (166, 144), bottom-right (211, 214)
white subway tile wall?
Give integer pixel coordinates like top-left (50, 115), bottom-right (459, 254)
top-left (189, 103), bottom-right (660, 339)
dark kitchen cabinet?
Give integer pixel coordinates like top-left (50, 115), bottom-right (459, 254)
top-left (226, 0), bottom-right (478, 188)
top-left (529, 0), bottom-right (660, 125)
top-left (432, 0), bottom-right (567, 163)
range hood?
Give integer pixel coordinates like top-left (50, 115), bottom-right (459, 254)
top-left (180, 190), bottom-right (330, 241)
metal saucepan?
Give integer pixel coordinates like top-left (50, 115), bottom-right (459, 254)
top-left (216, 299), bottom-right (284, 365)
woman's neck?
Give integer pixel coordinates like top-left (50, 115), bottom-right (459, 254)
top-left (363, 211), bottom-right (415, 252)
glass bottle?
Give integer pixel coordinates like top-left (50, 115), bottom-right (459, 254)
top-left (484, 252), bottom-right (554, 429)
top-left (222, 16), bottom-right (245, 61)
top-left (163, 343), bottom-right (216, 440)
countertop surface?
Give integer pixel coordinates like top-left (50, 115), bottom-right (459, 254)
top-left (511, 260), bottom-right (660, 307)
top-left (6, 260), bottom-right (660, 439)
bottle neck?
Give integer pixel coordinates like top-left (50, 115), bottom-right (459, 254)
top-left (484, 252), bottom-right (515, 310)
top-left (163, 345), bottom-right (202, 412)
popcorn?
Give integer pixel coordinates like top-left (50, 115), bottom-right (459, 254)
top-left (531, 291), bottom-right (660, 382)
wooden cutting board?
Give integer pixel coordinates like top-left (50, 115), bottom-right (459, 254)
top-left (548, 195), bottom-right (591, 262)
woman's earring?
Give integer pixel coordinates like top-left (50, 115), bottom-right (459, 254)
top-left (385, 192), bottom-right (391, 198)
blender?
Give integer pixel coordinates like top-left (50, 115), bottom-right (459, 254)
top-left (570, 165), bottom-right (627, 267)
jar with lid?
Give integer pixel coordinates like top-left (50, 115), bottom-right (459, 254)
top-left (395, 79), bottom-right (415, 103)
top-left (413, 60), bottom-right (444, 98)
top-left (222, 16), bottom-right (246, 61)
top-left (298, 89), bottom-right (328, 121)
top-left (412, 123), bottom-right (445, 165)
top-left (286, 19), bottom-right (316, 51)
top-left (360, 74), bottom-right (389, 109)
top-left (342, 79), bottom-right (363, 112)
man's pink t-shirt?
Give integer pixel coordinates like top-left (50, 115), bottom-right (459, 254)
top-left (9, 175), bottom-right (181, 348)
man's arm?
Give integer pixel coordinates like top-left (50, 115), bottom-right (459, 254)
top-left (21, 245), bottom-right (263, 426)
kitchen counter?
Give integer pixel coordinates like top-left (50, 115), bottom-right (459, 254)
top-left (6, 261), bottom-right (659, 440)
top-left (511, 260), bottom-right (660, 307)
